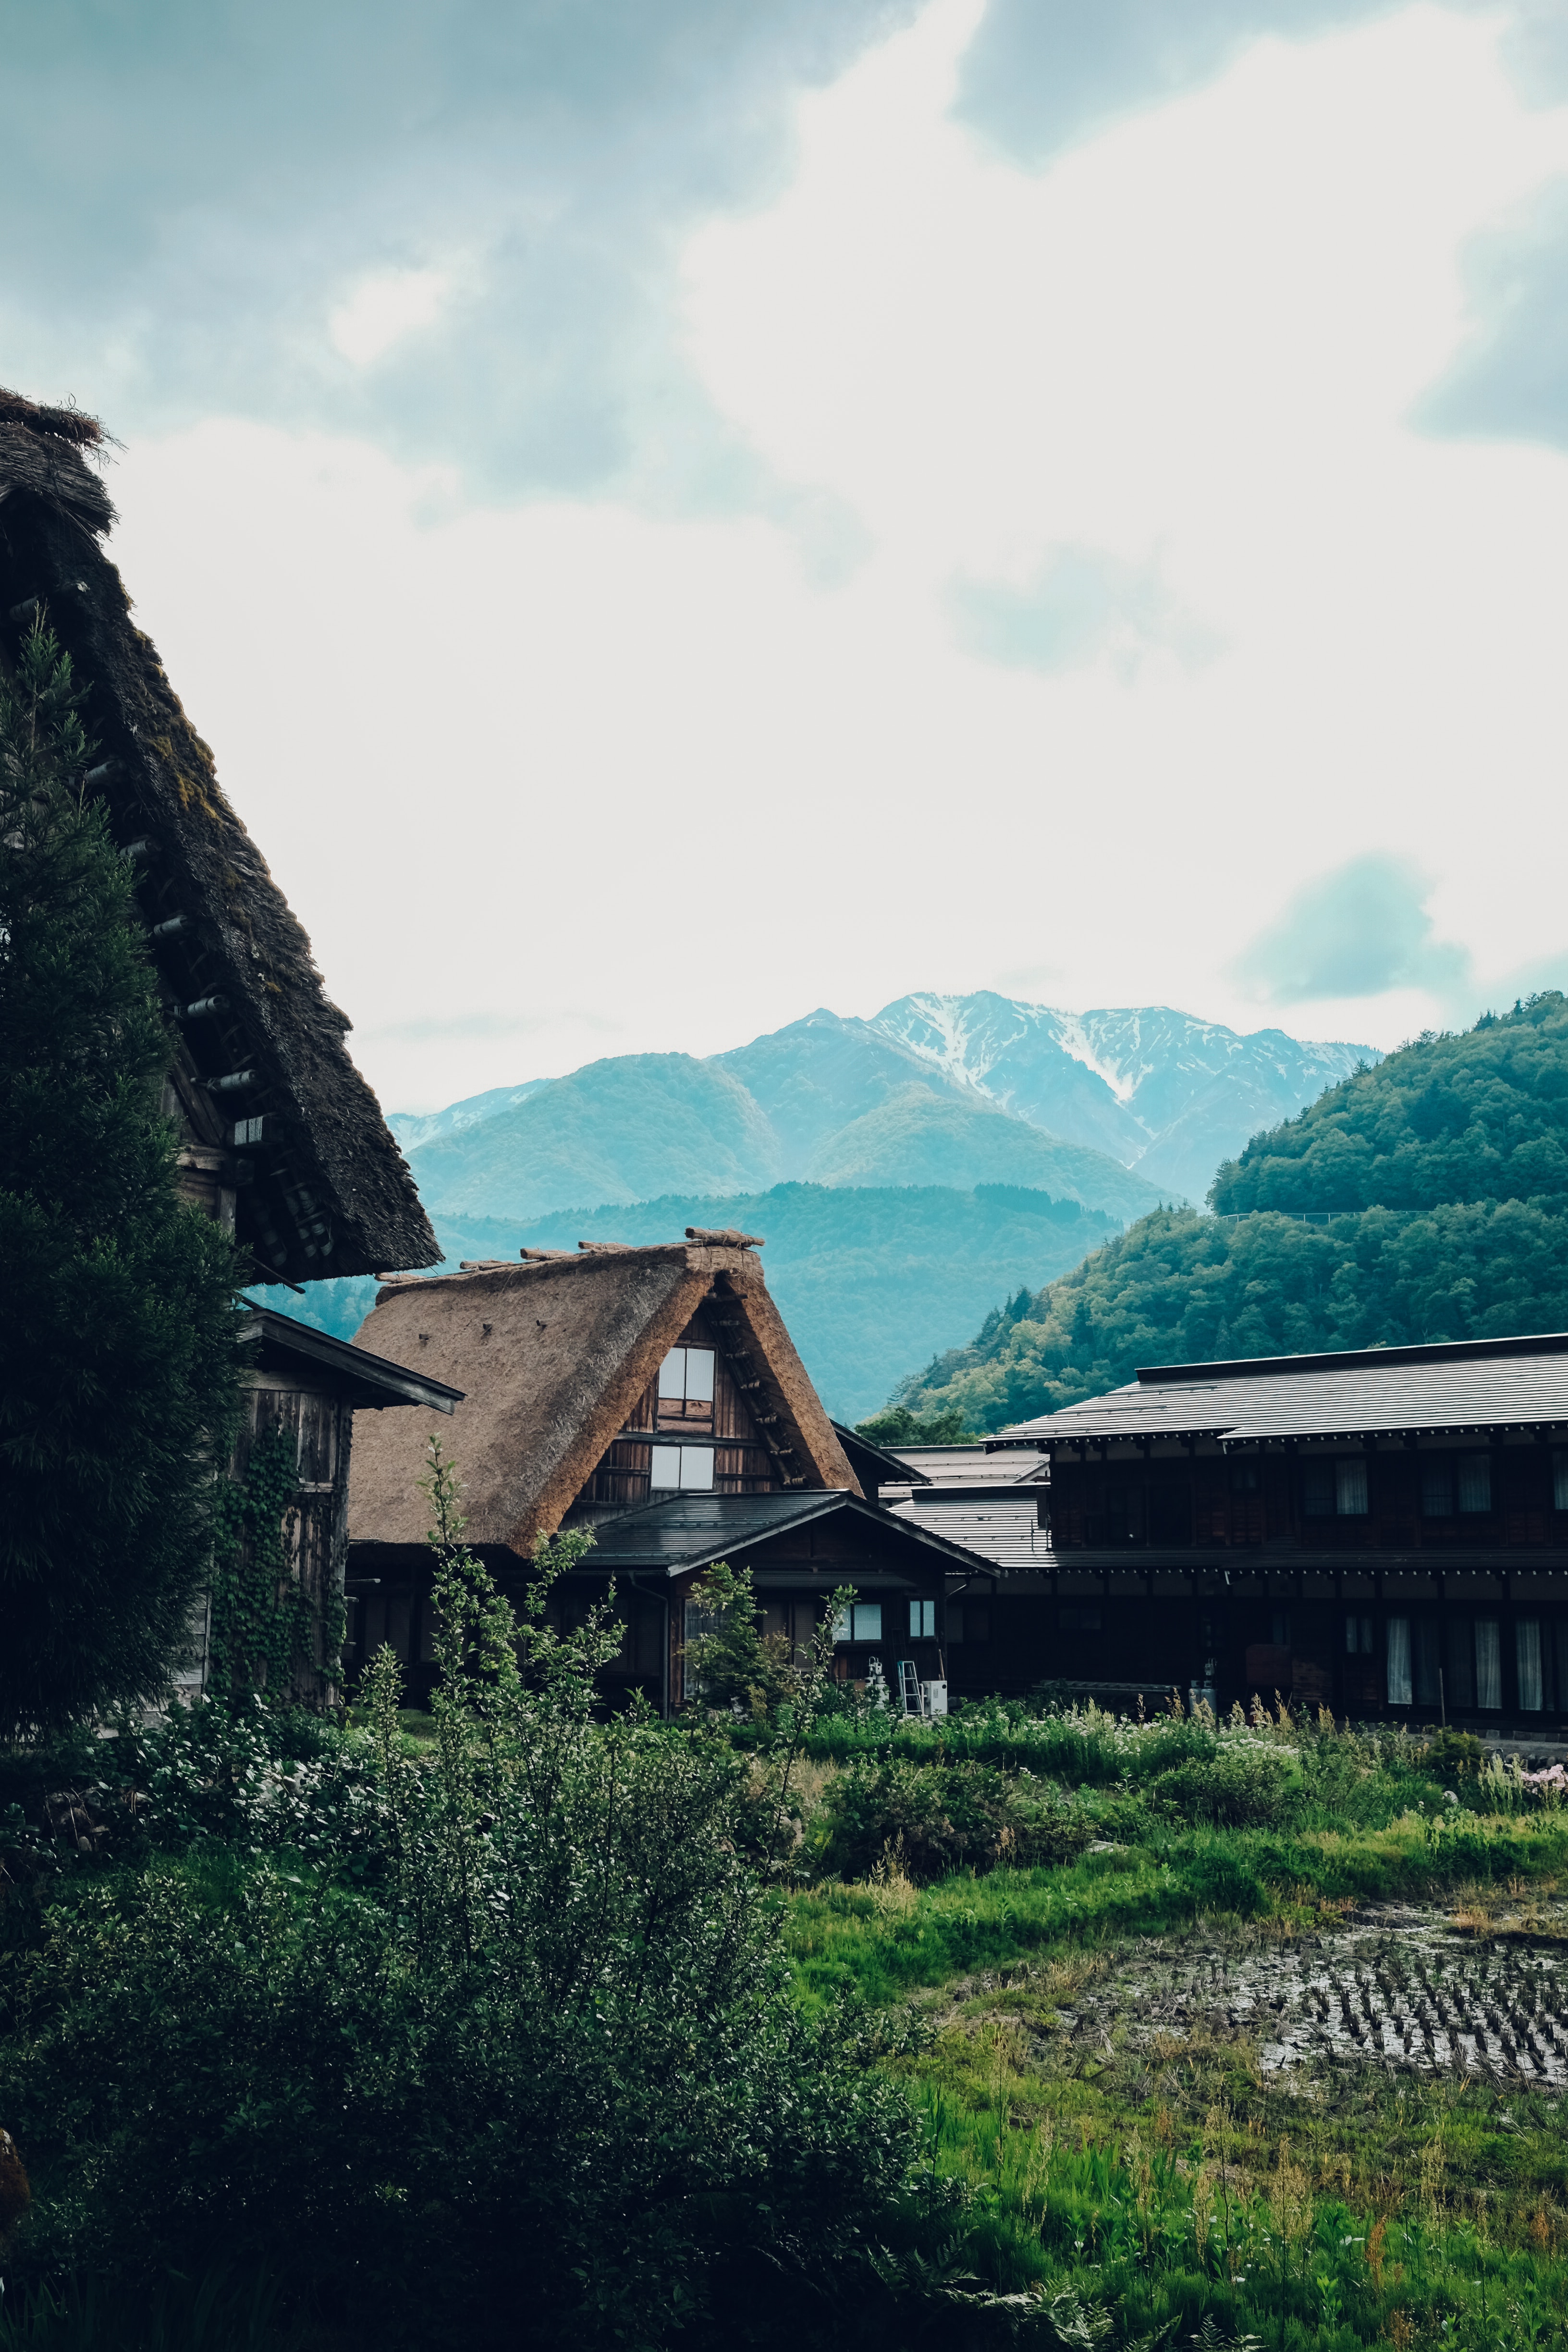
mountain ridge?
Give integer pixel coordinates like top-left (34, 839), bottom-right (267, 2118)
top-left (390, 992), bottom-right (1374, 1229)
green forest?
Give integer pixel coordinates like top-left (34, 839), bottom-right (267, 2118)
top-left (890, 996), bottom-right (1568, 1433)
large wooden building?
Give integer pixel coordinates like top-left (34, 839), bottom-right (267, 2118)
top-left (994, 1333), bottom-right (1568, 1731)
top-left (1, 387), bottom-right (449, 1703)
top-left (346, 1233), bottom-right (990, 1710)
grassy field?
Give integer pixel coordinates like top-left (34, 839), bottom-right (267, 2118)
top-left (776, 1708), bottom-right (1568, 2347)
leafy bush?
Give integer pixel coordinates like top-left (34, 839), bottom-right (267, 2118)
top-left (1152, 1742), bottom-right (1302, 1828)
top-left (1422, 1727), bottom-right (1486, 1783)
top-left (818, 1758), bottom-right (1094, 1881)
top-left (0, 1450), bottom-right (926, 2348)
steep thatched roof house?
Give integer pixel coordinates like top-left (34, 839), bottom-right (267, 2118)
top-left (1, 387), bottom-right (448, 1705)
top-left (348, 1233), bottom-right (989, 1710)
top-left (0, 388), bottom-right (437, 1283)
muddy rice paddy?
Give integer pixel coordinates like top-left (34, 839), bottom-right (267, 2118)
top-left (1053, 1904), bottom-right (1568, 2091)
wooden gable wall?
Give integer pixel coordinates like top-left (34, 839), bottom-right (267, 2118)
top-left (574, 1299), bottom-right (784, 1521)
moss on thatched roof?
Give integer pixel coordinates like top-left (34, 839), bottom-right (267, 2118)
top-left (348, 1239), bottom-right (860, 1554)
top-left (0, 393), bottom-right (436, 1281)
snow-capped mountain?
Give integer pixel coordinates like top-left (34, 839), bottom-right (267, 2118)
top-left (868, 992), bottom-right (1374, 1205)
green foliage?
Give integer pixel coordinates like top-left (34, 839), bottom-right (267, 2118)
top-left (0, 622), bottom-right (243, 1735)
top-left (1150, 1743), bottom-right (1302, 1829)
top-left (1211, 992), bottom-right (1568, 1212)
top-left (855, 1402), bottom-right (978, 1444)
top-left (0, 1444), bottom-right (925, 2349)
top-left (884, 996), bottom-right (1568, 1429)
top-left (207, 1430), bottom-right (318, 1702)
top-left (818, 1756), bottom-right (1096, 1881)
top-left (888, 1195), bottom-right (1568, 1428)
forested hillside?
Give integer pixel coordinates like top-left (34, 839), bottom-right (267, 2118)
top-left (1211, 993), bottom-right (1568, 1211)
top-left (889, 998), bottom-right (1568, 1432)
top-left (258, 1183), bottom-right (1119, 1422)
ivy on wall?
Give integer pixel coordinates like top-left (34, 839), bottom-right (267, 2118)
top-left (208, 1426), bottom-right (329, 1702)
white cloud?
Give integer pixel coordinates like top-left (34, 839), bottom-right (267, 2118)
top-left (104, 1), bottom-right (1568, 1108)
top-left (329, 267), bottom-right (455, 367)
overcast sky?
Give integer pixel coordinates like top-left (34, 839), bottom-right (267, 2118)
top-left (7, 0), bottom-right (1568, 1109)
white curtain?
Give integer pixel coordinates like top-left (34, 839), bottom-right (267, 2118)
top-left (1385, 1617), bottom-right (1412, 1707)
top-left (1336, 1458), bottom-right (1369, 1516)
top-left (1517, 1619), bottom-right (1544, 1713)
top-left (1475, 1619), bottom-right (1502, 1710)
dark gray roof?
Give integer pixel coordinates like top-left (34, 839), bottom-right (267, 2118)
top-left (582, 1488), bottom-right (995, 1578)
top-left (1006, 1331), bottom-right (1568, 1448)
top-left (239, 1308), bottom-right (463, 1413)
top-left (831, 1421), bottom-right (931, 1488)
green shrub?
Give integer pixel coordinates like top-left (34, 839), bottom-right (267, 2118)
top-left (1152, 1741), bottom-right (1302, 1828)
top-left (818, 1758), bottom-right (1094, 1881)
top-left (0, 1450), bottom-right (925, 2348)
top-left (1423, 1726), bottom-right (1486, 1783)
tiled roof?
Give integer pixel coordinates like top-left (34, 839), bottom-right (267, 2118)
top-left (887, 1492), bottom-right (1050, 1568)
top-left (583, 1488), bottom-right (998, 1577)
top-left (886, 1443), bottom-right (1045, 1487)
top-left (1006, 1333), bottom-right (1568, 1447)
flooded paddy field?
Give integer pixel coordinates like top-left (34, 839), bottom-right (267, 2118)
top-left (1055, 1901), bottom-right (1568, 2090)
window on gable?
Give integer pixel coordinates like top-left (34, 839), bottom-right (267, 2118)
top-left (649, 1446), bottom-right (715, 1492)
top-left (659, 1346), bottom-right (715, 1403)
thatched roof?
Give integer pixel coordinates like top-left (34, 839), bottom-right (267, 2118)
top-left (348, 1239), bottom-right (860, 1553)
top-left (0, 388), bottom-right (437, 1282)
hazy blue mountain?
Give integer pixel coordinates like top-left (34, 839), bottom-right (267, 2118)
top-left (714, 1007), bottom-right (952, 1162)
top-left (392, 997), bottom-right (1372, 1234)
top-left (404, 1053), bottom-right (782, 1219)
top-left (868, 993), bottom-right (1374, 1206)
top-left (388, 1079), bottom-right (548, 1153)
top-left (803, 1083), bottom-right (1164, 1222)
top-left (258, 1184), bottom-right (1121, 1421)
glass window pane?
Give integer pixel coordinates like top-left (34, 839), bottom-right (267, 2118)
top-left (1303, 1460), bottom-right (1335, 1516)
top-left (1336, 1458), bottom-right (1369, 1516)
top-left (649, 1448), bottom-right (680, 1489)
top-left (1386, 1617), bottom-right (1412, 1706)
top-left (1421, 1458), bottom-right (1452, 1518)
top-left (1518, 1619), bottom-right (1544, 1712)
top-left (1458, 1454), bottom-right (1492, 1514)
top-left (683, 1348), bottom-right (715, 1402)
top-left (1555, 1450), bottom-right (1568, 1512)
top-left (908, 1600), bottom-right (935, 1638)
top-left (851, 1603), bottom-right (882, 1642)
top-left (831, 1605), bottom-right (851, 1642)
top-left (1475, 1619), bottom-right (1502, 1709)
top-left (678, 1446), bottom-right (714, 1491)
top-left (658, 1348), bottom-right (686, 1399)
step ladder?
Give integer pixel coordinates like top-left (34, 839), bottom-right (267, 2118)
top-left (896, 1659), bottom-right (927, 1717)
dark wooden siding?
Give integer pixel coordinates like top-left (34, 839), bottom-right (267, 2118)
top-left (581, 1304), bottom-right (781, 1511)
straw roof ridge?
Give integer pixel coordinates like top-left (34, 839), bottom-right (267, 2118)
top-left (0, 387), bottom-right (108, 449)
top-left (349, 1243), bottom-right (859, 1552)
top-left (0, 398), bottom-right (436, 1282)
